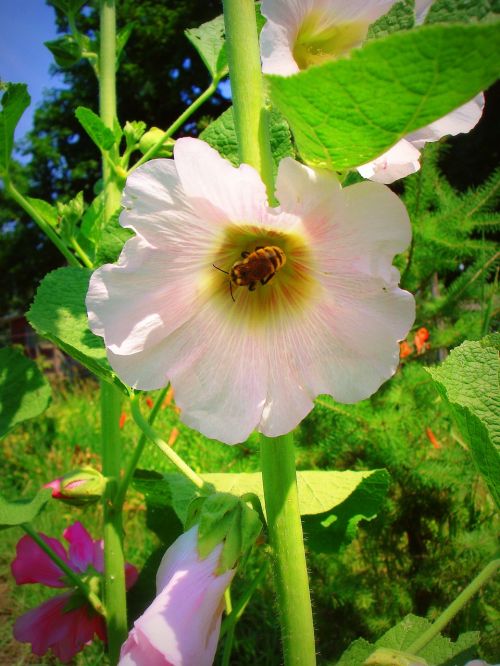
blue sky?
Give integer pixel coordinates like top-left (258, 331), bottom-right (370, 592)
top-left (0, 0), bottom-right (63, 140)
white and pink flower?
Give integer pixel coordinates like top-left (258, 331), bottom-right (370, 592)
top-left (119, 526), bottom-right (234, 666)
top-left (12, 521), bottom-right (138, 663)
top-left (86, 138), bottom-right (414, 444)
top-left (260, 0), bottom-right (485, 183)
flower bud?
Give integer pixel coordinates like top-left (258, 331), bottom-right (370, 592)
top-left (138, 128), bottom-right (174, 157)
top-left (44, 467), bottom-right (106, 506)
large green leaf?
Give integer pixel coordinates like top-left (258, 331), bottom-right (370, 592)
top-left (134, 468), bottom-right (389, 553)
top-left (27, 267), bottom-right (128, 393)
top-left (185, 15), bottom-right (228, 82)
top-left (0, 83), bottom-right (30, 174)
top-left (0, 348), bottom-right (51, 438)
top-left (268, 22), bottom-right (500, 170)
top-left (337, 615), bottom-right (479, 665)
top-left (427, 334), bottom-right (500, 508)
top-left (0, 488), bottom-right (52, 531)
top-left (200, 107), bottom-right (294, 171)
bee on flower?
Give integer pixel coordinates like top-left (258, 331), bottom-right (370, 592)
top-left (86, 138), bottom-right (415, 444)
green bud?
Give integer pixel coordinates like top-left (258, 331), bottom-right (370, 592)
top-left (138, 128), bottom-right (175, 157)
top-left (364, 648), bottom-right (429, 666)
top-left (45, 467), bottom-right (106, 506)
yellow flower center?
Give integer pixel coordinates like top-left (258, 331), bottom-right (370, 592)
top-left (202, 224), bottom-right (320, 329)
top-left (292, 12), bottom-right (367, 69)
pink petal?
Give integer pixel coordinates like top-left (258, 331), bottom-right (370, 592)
top-left (415, 0), bottom-right (434, 24)
top-left (173, 137), bottom-right (269, 225)
top-left (13, 592), bottom-right (105, 663)
top-left (357, 139), bottom-right (421, 184)
top-left (126, 562), bottom-right (139, 590)
top-left (63, 521), bottom-right (95, 572)
top-left (407, 94), bottom-right (485, 145)
top-left (12, 533), bottom-right (70, 587)
top-left (119, 527), bottom-right (234, 666)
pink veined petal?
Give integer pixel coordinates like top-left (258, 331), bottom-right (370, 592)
top-left (126, 562), bottom-right (140, 590)
top-left (415, 0), bottom-right (434, 24)
top-left (92, 539), bottom-right (105, 572)
top-left (107, 295), bottom-right (269, 444)
top-left (261, 20), bottom-right (301, 75)
top-left (13, 592), bottom-right (105, 663)
top-left (120, 527), bottom-right (234, 666)
top-left (63, 521), bottom-right (95, 573)
top-left (275, 157), bottom-right (342, 218)
top-left (173, 137), bottom-right (269, 226)
top-left (357, 139), bottom-right (421, 184)
top-left (12, 533), bottom-right (70, 587)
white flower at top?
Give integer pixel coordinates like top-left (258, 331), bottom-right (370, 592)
top-left (260, 0), bottom-right (396, 75)
top-left (86, 138), bottom-right (414, 444)
top-left (260, 0), bottom-right (485, 184)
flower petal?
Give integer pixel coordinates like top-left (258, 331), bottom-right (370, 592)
top-left (11, 533), bottom-right (69, 587)
top-left (357, 139), bottom-right (421, 184)
top-left (173, 137), bottom-right (269, 225)
top-left (13, 593), bottom-right (105, 663)
top-left (407, 94), bottom-right (485, 145)
top-left (63, 521), bottom-right (95, 573)
top-left (119, 527), bottom-right (234, 666)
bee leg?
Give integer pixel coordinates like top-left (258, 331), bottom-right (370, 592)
top-left (229, 281), bottom-right (236, 303)
top-left (261, 273), bottom-right (275, 286)
top-left (241, 251), bottom-right (250, 258)
top-left (248, 282), bottom-right (257, 291)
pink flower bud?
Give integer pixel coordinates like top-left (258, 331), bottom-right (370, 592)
top-left (44, 467), bottom-right (106, 506)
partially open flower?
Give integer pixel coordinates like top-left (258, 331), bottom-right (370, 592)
top-left (44, 467), bottom-right (106, 505)
top-left (87, 138), bottom-right (414, 444)
top-left (119, 526), bottom-right (235, 666)
top-left (12, 522), bottom-right (138, 663)
top-left (260, 0), bottom-right (396, 75)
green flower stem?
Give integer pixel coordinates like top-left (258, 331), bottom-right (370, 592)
top-left (223, 1), bottom-right (316, 662)
top-left (4, 180), bottom-right (80, 267)
top-left (221, 588), bottom-right (235, 666)
top-left (407, 558), bottom-right (500, 655)
top-left (128, 80), bottom-right (218, 174)
top-left (70, 237), bottom-right (94, 269)
top-left (99, 3), bottom-right (128, 662)
top-left (220, 560), bottom-right (269, 639)
top-left (222, 0), bottom-right (275, 200)
top-left (100, 381), bottom-right (127, 664)
top-left (130, 396), bottom-right (205, 490)
top-left (115, 386), bottom-right (169, 507)
top-left (21, 523), bottom-right (105, 617)
top-left (260, 434), bottom-right (316, 665)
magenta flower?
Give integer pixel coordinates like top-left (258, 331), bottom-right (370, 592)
top-left (87, 138), bottom-right (414, 444)
top-left (119, 526), bottom-right (235, 666)
top-left (12, 521), bottom-right (138, 663)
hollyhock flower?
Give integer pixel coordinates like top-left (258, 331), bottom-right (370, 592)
top-left (119, 526), bottom-right (235, 666)
top-left (399, 340), bottom-right (413, 359)
top-left (413, 326), bottom-right (430, 354)
top-left (44, 467), bottom-right (106, 505)
top-left (259, 1), bottom-right (485, 184)
top-left (87, 138), bottom-right (414, 443)
top-left (87, 138), bottom-right (414, 444)
top-left (12, 521), bottom-right (138, 663)
top-left (260, 0), bottom-right (396, 75)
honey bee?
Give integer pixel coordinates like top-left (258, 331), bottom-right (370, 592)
top-left (213, 246), bottom-right (286, 302)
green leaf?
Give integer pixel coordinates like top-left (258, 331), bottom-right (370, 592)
top-left (44, 35), bottom-right (82, 68)
top-left (116, 22), bottom-right (135, 66)
top-left (75, 106), bottom-right (116, 152)
top-left (185, 15), bottom-right (227, 81)
top-left (27, 267), bottom-right (128, 394)
top-left (135, 469), bottom-right (388, 547)
top-left (427, 334), bottom-right (500, 508)
top-left (124, 120), bottom-right (147, 148)
top-left (0, 348), bottom-right (51, 438)
top-left (25, 197), bottom-right (59, 228)
top-left (337, 616), bottom-right (479, 665)
top-left (0, 488), bottom-right (52, 531)
top-left (95, 209), bottom-right (133, 265)
top-left (426, 0), bottom-right (500, 24)
top-left (268, 22), bottom-right (500, 170)
top-left (200, 106), bottom-right (294, 171)
top-left (80, 192), bottom-right (105, 245)
top-left (368, 0), bottom-right (415, 39)
top-left (57, 191), bottom-right (85, 243)
top-left (0, 83), bottom-right (30, 174)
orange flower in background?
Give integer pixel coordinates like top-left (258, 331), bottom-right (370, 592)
top-left (145, 396), bottom-right (154, 409)
top-left (119, 412), bottom-right (127, 429)
top-left (414, 327), bottom-right (430, 354)
top-left (426, 427), bottom-right (442, 450)
top-left (399, 340), bottom-right (413, 359)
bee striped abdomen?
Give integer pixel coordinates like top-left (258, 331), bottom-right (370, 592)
top-left (231, 246), bottom-right (286, 290)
